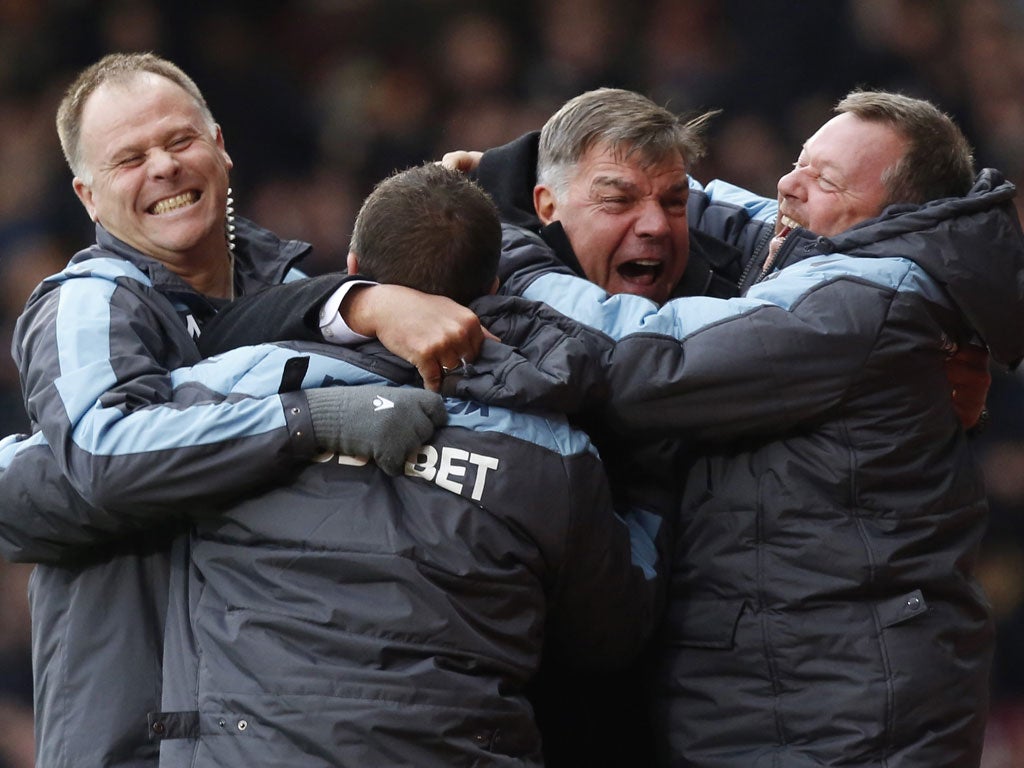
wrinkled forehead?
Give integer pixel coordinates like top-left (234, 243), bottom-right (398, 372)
top-left (577, 140), bottom-right (689, 180)
top-left (82, 73), bottom-right (208, 139)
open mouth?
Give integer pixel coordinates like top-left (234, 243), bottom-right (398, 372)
top-left (777, 213), bottom-right (802, 237)
top-left (767, 213), bottom-right (803, 263)
top-left (617, 259), bottom-right (665, 286)
top-left (149, 191), bottom-right (200, 215)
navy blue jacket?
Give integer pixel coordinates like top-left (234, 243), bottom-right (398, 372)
top-left (152, 337), bottom-right (661, 767)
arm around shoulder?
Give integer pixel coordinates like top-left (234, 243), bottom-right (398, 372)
top-left (0, 434), bottom-right (148, 564)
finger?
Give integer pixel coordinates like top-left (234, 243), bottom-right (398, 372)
top-left (438, 150), bottom-right (482, 173)
top-left (410, 390), bottom-right (449, 426)
top-left (377, 453), bottom-right (403, 477)
top-left (455, 328), bottom-right (489, 363)
top-left (439, 151), bottom-right (469, 172)
top-left (419, 360), bottom-right (443, 392)
top-left (951, 385), bottom-right (985, 425)
top-left (412, 415), bottom-right (438, 444)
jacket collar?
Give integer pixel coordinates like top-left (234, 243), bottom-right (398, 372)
top-left (88, 216), bottom-right (311, 298)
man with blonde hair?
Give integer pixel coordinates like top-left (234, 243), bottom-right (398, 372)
top-left (0, 53), bottom-right (445, 768)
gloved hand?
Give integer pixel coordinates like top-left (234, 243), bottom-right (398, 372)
top-left (305, 385), bottom-right (448, 476)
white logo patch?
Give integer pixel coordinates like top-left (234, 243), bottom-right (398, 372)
top-left (185, 314), bottom-right (201, 340)
top-left (373, 395), bottom-right (395, 412)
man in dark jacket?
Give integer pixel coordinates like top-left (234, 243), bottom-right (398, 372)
top-left (152, 163), bottom-right (662, 767)
top-left (442, 91), bottom-right (1024, 767)
top-left (193, 87), bottom-right (737, 768)
top-left (202, 88), bottom-right (993, 767)
top-left (0, 53), bottom-right (446, 768)
top-left (438, 87), bottom-right (988, 428)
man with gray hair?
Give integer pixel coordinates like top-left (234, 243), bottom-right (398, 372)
top-left (199, 87), bottom-right (997, 767)
top-left (441, 89), bottom-right (1023, 767)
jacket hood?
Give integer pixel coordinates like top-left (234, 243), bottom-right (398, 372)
top-left (817, 168), bottom-right (1024, 368)
top-left (87, 215), bottom-right (311, 293)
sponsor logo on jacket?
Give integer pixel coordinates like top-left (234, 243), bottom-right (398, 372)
top-left (313, 444), bottom-right (500, 501)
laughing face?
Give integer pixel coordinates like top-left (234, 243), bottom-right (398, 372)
top-left (72, 72), bottom-right (233, 275)
top-left (533, 142), bottom-right (690, 304)
top-left (773, 111), bottom-right (907, 247)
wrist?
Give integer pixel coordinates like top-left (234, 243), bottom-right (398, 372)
top-left (339, 283), bottom-right (378, 337)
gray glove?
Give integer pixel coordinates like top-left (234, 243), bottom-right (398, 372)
top-left (305, 385), bottom-right (447, 476)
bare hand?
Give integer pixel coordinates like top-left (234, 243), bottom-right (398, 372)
top-left (439, 150), bottom-right (483, 174)
top-left (945, 344), bottom-right (991, 429)
top-left (342, 284), bottom-right (497, 391)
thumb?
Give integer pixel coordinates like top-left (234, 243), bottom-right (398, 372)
top-left (399, 389), bottom-right (448, 442)
top-left (418, 389), bottom-right (449, 427)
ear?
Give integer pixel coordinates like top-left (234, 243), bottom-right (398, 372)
top-left (346, 251), bottom-right (359, 275)
top-left (214, 124), bottom-right (233, 171)
top-left (534, 184), bottom-right (558, 225)
top-left (72, 177), bottom-right (98, 223)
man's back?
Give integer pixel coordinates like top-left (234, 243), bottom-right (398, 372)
top-left (155, 338), bottom-right (660, 767)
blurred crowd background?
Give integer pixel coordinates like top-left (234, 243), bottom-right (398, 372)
top-left (1, 0), bottom-right (1024, 765)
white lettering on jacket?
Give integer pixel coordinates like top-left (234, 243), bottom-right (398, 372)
top-left (312, 445), bottom-right (500, 501)
top-left (406, 445), bottom-right (499, 501)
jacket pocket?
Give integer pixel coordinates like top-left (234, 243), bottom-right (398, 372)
top-left (661, 598), bottom-right (745, 649)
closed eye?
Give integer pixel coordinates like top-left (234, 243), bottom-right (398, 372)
top-left (169, 135), bottom-right (195, 151)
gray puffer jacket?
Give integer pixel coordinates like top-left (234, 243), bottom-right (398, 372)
top-left (447, 169), bottom-right (1024, 767)
top-left (0, 218), bottom-right (311, 768)
top-left (151, 335), bottom-right (662, 767)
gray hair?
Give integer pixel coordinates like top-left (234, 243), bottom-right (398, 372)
top-left (56, 52), bottom-right (216, 182)
top-left (836, 90), bottom-right (975, 205)
top-left (537, 87), bottom-right (717, 199)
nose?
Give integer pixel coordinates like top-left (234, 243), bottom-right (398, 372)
top-left (147, 149), bottom-right (180, 179)
top-left (635, 199), bottom-right (671, 238)
top-left (777, 166), bottom-right (805, 201)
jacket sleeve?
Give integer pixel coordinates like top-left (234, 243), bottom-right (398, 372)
top-left (689, 178), bottom-right (778, 245)
top-left (0, 433), bottom-right (165, 564)
top-left (687, 177), bottom-right (777, 287)
top-left (442, 294), bottom-right (612, 414)
top-left (597, 261), bottom-right (913, 440)
top-left (544, 448), bottom-right (666, 669)
top-left (0, 343), bottom-right (397, 563)
top-left (13, 273), bottom-right (319, 515)
top-left (457, 258), bottom-right (920, 441)
top-left (198, 273), bottom-right (351, 355)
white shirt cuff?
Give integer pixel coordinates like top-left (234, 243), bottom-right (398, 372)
top-left (318, 280), bottom-right (376, 345)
